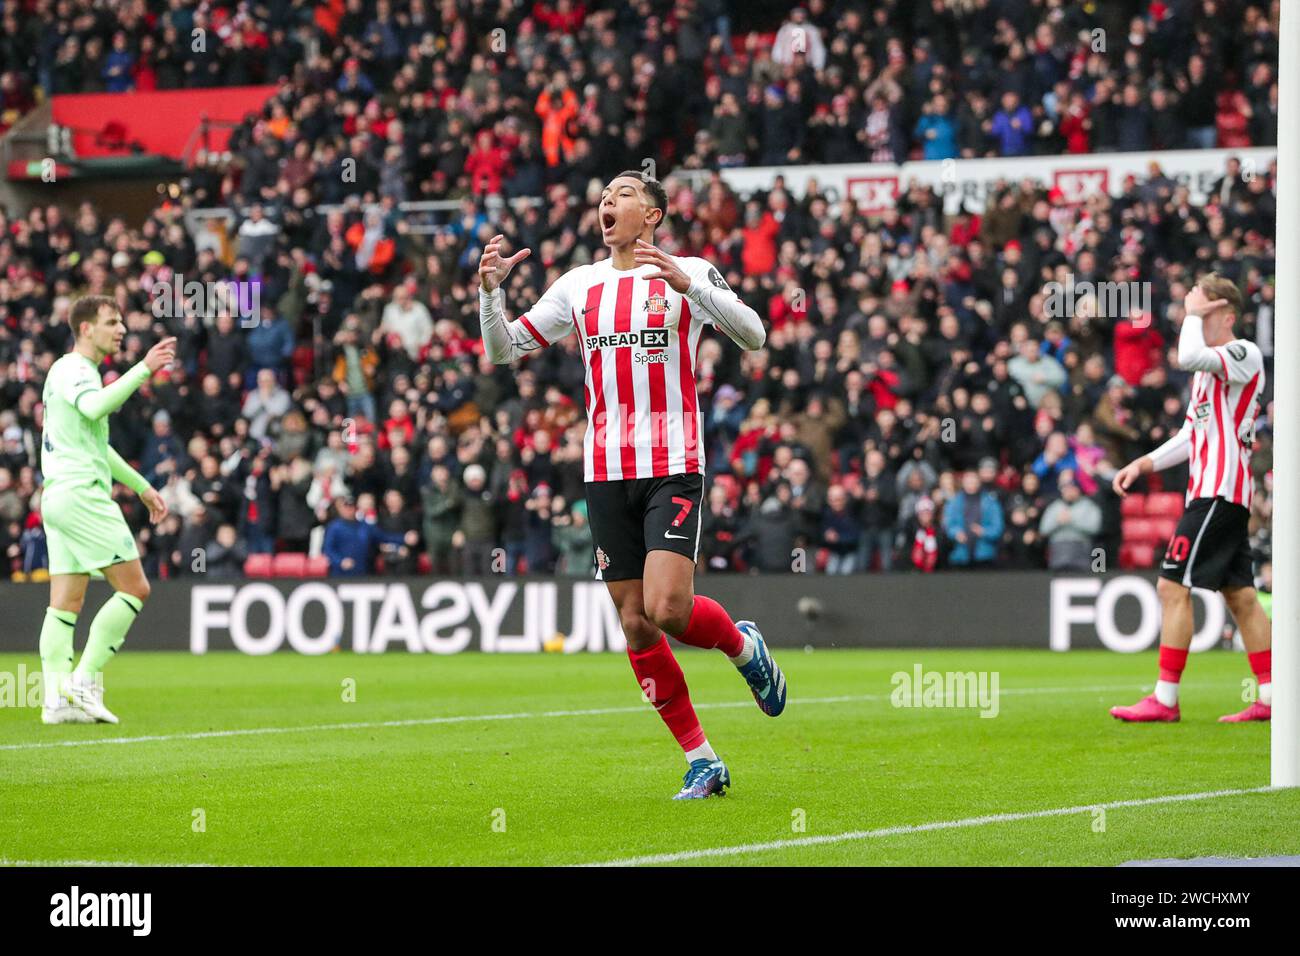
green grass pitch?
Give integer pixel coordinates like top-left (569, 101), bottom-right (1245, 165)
top-left (0, 648), bottom-right (1294, 866)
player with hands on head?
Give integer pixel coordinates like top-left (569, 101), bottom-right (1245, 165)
top-left (1110, 274), bottom-right (1271, 724)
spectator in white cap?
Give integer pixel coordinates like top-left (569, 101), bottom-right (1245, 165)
top-left (458, 463), bottom-right (498, 575)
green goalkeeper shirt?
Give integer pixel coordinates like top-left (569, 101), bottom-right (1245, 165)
top-left (41, 352), bottom-right (152, 495)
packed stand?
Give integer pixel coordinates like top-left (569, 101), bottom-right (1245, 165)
top-left (0, 0), bottom-right (1282, 168)
top-left (0, 0), bottom-right (1281, 580)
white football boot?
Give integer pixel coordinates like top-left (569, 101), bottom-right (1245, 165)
top-left (41, 701), bottom-right (96, 725)
top-left (65, 673), bottom-right (119, 724)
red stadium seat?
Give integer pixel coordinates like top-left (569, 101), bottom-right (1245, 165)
top-left (417, 553), bottom-right (432, 574)
top-left (1150, 518), bottom-right (1179, 544)
top-left (1145, 492), bottom-right (1184, 518)
top-left (272, 553), bottom-right (308, 578)
top-left (1120, 493), bottom-right (1147, 517)
top-left (305, 556), bottom-right (329, 578)
top-left (291, 344), bottom-right (315, 388)
top-left (1123, 516), bottom-right (1177, 547)
top-left (244, 554), bottom-right (273, 578)
top-left (1121, 518), bottom-right (1154, 543)
top-left (1120, 543), bottom-right (1156, 569)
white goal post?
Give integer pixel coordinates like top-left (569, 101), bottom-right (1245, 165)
top-left (1272, 0), bottom-right (1299, 786)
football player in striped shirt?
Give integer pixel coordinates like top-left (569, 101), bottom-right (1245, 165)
top-left (478, 171), bottom-right (787, 798)
top-left (1110, 275), bottom-right (1271, 723)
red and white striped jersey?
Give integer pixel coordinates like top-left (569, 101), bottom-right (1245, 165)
top-left (1150, 338), bottom-right (1265, 508)
top-left (513, 257), bottom-right (732, 482)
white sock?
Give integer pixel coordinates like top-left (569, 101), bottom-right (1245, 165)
top-left (1258, 681), bottom-right (1272, 707)
top-left (1155, 680), bottom-right (1180, 707)
top-left (685, 740), bottom-right (718, 764)
top-left (728, 632), bottom-right (755, 667)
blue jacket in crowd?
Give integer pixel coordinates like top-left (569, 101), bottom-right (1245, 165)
top-left (322, 518), bottom-right (408, 576)
top-left (942, 491), bottom-right (1005, 566)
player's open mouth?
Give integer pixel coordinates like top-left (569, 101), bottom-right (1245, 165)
top-left (601, 211), bottom-right (616, 233)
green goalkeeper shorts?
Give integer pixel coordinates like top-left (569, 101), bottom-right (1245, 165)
top-left (42, 483), bottom-right (139, 576)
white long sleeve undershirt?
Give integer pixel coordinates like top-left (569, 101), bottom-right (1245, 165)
top-left (1146, 423), bottom-right (1192, 471)
top-left (1176, 313), bottom-right (1221, 373)
top-left (683, 274), bottom-right (766, 351)
top-left (478, 285), bottom-right (539, 365)
top-left (1145, 313), bottom-right (1214, 472)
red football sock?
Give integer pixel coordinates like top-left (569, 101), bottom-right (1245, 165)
top-left (1158, 645), bottom-right (1189, 683)
top-left (627, 637), bottom-right (706, 752)
top-left (674, 595), bottom-right (745, 657)
top-left (1248, 649), bottom-right (1271, 686)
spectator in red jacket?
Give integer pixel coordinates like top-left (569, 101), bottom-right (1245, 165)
top-left (377, 399), bottom-right (416, 452)
top-left (948, 209), bottom-right (982, 248)
top-left (1216, 90), bottom-right (1253, 148)
top-left (866, 353), bottom-right (903, 412)
top-left (532, 1), bottom-right (586, 33)
top-left (464, 130), bottom-right (512, 196)
top-left (1058, 91), bottom-right (1092, 153)
top-left (741, 208), bottom-right (779, 276)
top-left (905, 498), bottom-right (940, 572)
top-left (729, 400), bottom-right (778, 481)
top-left (1112, 313), bottom-right (1165, 386)
top-left (767, 277), bottom-right (808, 331)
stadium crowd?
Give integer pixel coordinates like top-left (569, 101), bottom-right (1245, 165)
top-left (0, 1), bottom-right (1283, 163)
top-left (0, 0), bottom-right (1281, 579)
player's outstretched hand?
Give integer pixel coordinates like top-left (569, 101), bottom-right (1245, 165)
top-left (479, 234), bottom-right (531, 292)
top-left (1112, 460), bottom-right (1144, 497)
top-left (144, 336), bottom-right (177, 373)
top-left (140, 486), bottom-right (169, 524)
top-left (633, 240), bottom-right (690, 294)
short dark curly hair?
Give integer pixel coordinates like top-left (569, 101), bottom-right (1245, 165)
top-left (613, 169), bottom-right (668, 214)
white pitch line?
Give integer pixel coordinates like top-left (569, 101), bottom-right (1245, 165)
top-left (0, 858), bottom-right (213, 868)
top-left (5, 784), bottom-right (1277, 869)
top-left (0, 683), bottom-right (1139, 754)
top-left (580, 786), bottom-right (1282, 867)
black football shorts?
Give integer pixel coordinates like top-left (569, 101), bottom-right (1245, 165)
top-left (584, 472), bottom-right (704, 581)
top-left (1158, 495), bottom-right (1254, 590)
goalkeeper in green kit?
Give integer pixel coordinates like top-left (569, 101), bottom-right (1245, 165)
top-left (38, 294), bottom-right (176, 725)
